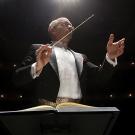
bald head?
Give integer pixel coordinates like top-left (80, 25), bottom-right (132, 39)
top-left (48, 17), bottom-right (74, 43)
top-left (48, 17), bottom-right (71, 31)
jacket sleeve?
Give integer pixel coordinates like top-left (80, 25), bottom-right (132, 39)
top-left (85, 55), bottom-right (115, 86)
top-left (12, 44), bottom-right (40, 87)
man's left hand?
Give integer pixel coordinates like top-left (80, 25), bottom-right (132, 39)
top-left (107, 34), bottom-right (125, 60)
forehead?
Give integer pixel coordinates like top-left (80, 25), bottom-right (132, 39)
top-left (49, 17), bottom-right (72, 29)
top-left (57, 18), bottom-right (71, 24)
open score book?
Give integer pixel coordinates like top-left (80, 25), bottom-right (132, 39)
top-left (0, 102), bottom-right (118, 114)
top-left (18, 102), bottom-right (96, 112)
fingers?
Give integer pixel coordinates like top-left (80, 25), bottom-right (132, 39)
top-left (116, 38), bottom-right (125, 56)
top-left (107, 34), bottom-right (114, 46)
top-left (36, 45), bottom-right (44, 56)
top-left (114, 38), bottom-right (125, 54)
top-left (118, 38), bottom-right (125, 46)
top-left (108, 33), bottom-right (125, 47)
top-left (45, 46), bottom-right (52, 58)
top-left (36, 44), bottom-right (52, 62)
top-left (36, 44), bottom-right (52, 56)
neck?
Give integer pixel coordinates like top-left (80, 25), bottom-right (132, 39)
top-left (52, 41), bottom-right (68, 48)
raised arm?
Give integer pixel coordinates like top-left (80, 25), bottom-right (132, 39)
top-left (13, 44), bottom-right (52, 86)
top-left (86, 34), bottom-right (125, 85)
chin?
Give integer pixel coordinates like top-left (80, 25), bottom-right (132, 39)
top-left (64, 37), bottom-right (72, 43)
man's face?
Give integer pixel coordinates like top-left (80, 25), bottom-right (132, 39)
top-left (51, 18), bottom-right (74, 42)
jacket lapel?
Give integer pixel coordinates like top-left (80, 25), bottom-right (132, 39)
top-left (70, 49), bottom-right (84, 77)
top-left (49, 48), bottom-right (83, 78)
top-left (49, 48), bottom-right (59, 77)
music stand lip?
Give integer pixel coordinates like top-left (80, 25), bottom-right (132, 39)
top-left (56, 107), bottom-right (120, 113)
top-left (0, 107), bottom-right (120, 115)
top-left (0, 110), bottom-right (56, 116)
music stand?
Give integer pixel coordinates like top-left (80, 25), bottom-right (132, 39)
top-left (0, 107), bottom-right (119, 135)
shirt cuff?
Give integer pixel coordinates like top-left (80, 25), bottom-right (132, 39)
top-left (106, 53), bottom-right (117, 67)
top-left (31, 62), bottom-right (41, 79)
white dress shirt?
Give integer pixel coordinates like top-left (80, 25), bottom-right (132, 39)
top-left (54, 46), bottom-right (82, 99)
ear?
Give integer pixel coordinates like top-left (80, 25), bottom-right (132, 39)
top-left (48, 27), bottom-right (57, 35)
top-left (48, 28), bottom-right (58, 41)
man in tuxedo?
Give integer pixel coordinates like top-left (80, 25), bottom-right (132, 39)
top-left (13, 17), bottom-right (125, 106)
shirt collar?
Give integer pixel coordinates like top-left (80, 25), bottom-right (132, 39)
top-left (51, 41), bottom-right (68, 49)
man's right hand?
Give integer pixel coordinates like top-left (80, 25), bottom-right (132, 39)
top-left (35, 44), bottom-right (52, 73)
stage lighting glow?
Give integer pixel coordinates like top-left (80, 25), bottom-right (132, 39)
top-left (131, 62), bottom-right (135, 65)
top-left (52, 0), bottom-right (81, 5)
top-left (0, 94), bottom-right (4, 98)
top-left (54, 0), bottom-right (80, 2)
top-left (109, 94), bottom-right (113, 98)
top-left (129, 93), bottom-right (132, 97)
top-left (19, 95), bottom-right (23, 98)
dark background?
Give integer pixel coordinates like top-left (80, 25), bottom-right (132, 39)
top-left (0, 0), bottom-right (135, 135)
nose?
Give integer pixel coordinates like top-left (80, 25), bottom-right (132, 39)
top-left (68, 25), bottom-right (73, 31)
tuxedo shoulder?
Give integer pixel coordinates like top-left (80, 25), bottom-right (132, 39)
top-left (32, 44), bottom-right (43, 50)
top-left (71, 50), bottom-right (85, 56)
top-left (72, 50), bottom-right (88, 62)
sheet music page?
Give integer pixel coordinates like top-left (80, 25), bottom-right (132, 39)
top-left (0, 105), bottom-right (57, 114)
top-left (56, 102), bottom-right (96, 112)
top-left (19, 105), bottom-right (56, 112)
